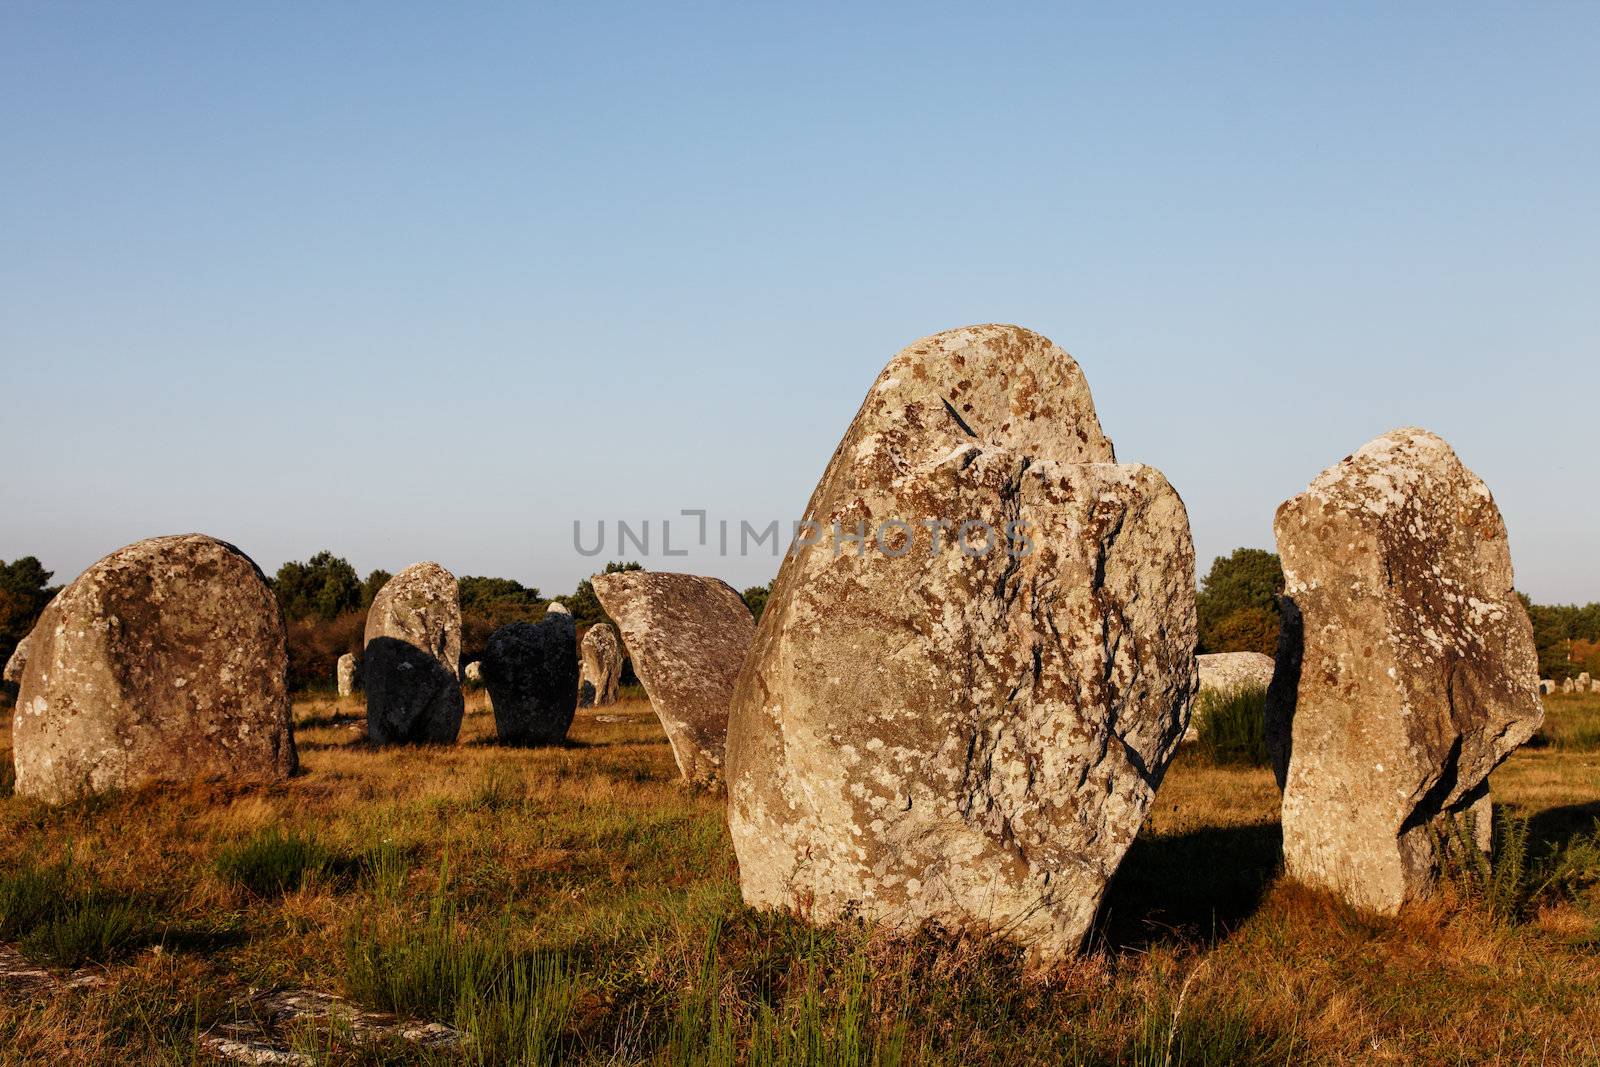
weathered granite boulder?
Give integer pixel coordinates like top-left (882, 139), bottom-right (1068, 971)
top-left (463, 660), bottom-right (482, 684)
top-left (579, 623), bottom-right (622, 707)
top-left (337, 653), bottom-right (357, 697)
top-left (482, 615), bottom-right (578, 745)
top-left (725, 324), bottom-right (1198, 959)
top-left (12, 534), bottom-right (297, 803)
top-left (591, 571), bottom-right (755, 785)
top-left (1198, 652), bottom-right (1275, 695)
top-left (545, 601), bottom-right (569, 616)
top-left (1580, 672), bottom-right (1593, 690)
top-left (363, 562), bottom-right (464, 744)
top-left (1268, 428), bottom-right (1542, 913)
top-left (1539, 679), bottom-right (1555, 695)
top-left (1562, 677), bottom-right (1575, 693)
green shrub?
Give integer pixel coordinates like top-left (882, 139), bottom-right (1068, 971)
top-left (1193, 685), bottom-right (1269, 767)
top-left (1439, 809), bottom-right (1600, 925)
top-left (215, 826), bottom-right (333, 896)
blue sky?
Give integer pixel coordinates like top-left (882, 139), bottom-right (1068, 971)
top-left (3, 4), bottom-right (1596, 602)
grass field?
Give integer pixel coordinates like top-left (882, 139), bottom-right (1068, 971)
top-left (1, 691), bottom-right (1598, 1065)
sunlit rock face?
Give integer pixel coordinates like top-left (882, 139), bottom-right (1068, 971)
top-left (13, 534), bottom-right (297, 803)
top-left (579, 623), bottom-right (622, 707)
top-left (363, 562), bottom-right (464, 745)
top-left (591, 571), bottom-right (754, 787)
top-left (726, 324), bottom-right (1197, 960)
top-left (1268, 428), bottom-right (1543, 914)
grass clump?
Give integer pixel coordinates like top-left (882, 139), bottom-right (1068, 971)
top-left (0, 853), bottom-right (154, 967)
top-left (1193, 685), bottom-right (1269, 767)
top-left (344, 866), bottom-right (574, 1065)
top-left (215, 826), bottom-right (333, 896)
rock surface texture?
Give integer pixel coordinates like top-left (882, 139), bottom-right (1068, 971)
top-left (725, 324), bottom-right (1198, 960)
top-left (12, 534), bottom-right (297, 803)
top-left (482, 615), bottom-right (578, 745)
top-left (337, 653), bottom-right (357, 697)
top-left (1197, 652), bottom-right (1276, 695)
top-left (1267, 428), bottom-right (1542, 914)
top-left (3, 631), bottom-right (32, 698)
top-left (362, 562), bottom-right (464, 744)
top-left (579, 623), bottom-right (623, 707)
top-left (591, 571), bottom-right (755, 785)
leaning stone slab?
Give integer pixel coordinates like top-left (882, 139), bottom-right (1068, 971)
top-left (1268, 428), bottom-right (1542, 913)
top-left (482, 614), bottom-right (578, 745)
top-left (362, 562), bottom-right (463, 744)
top-left (591, 571), bottom-right (755, 785)
top-left (12, 534), bottom-right (297, 803)
top-left (579, 622), bottom-right (623, 706)
top-left (726, 324), bottom-right (1197, 960)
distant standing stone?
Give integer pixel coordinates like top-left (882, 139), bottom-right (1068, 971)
top-left (463, 660), bottom-right (482, 684)
top-left (1268, 428), bottom-right (1542, 914)
top-left (337, 653), bottom-right (357, 697)
top-left (545, 601), bottom-right (569, 615)
top-left (3, 630), bottom-right (32, 697)
top-left (482, 614), bottom-right (578, 744)
top-left (1580, 672), bottom-right (1593, 689)
top-left (579, 623), bottom-right (622, 707)
top-left (591, 571), bottom-right (755, 786)
top-left (363, 562), bottom-right (464, 744)
top-left (1197, 652), bottom-right (1275, 695)
top-left (1539, 679), bottom-right (1555, 695)
top-left (1562, 677), bottom-right (1575, 693)
top-left (12, 533), bottom-right (297, 803)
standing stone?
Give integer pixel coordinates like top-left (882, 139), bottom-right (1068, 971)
top-left (726, 324), bottom-right (1198, 960)
top-left (1268, 428), bottom-right (1542, 914)
top-left (463, 660), bottom-right (482, 684)
top-left (482, 614), bottom-right (578, 744)
top-left (1197, 652), bottom-right (1276, 695)
top-left (12, 534), bottom-right (297, 803)
top-left (3, 630), bottom-right (32, 698)
top-left (363, 562), bottom-right (464, 744)
top-left (1562, 677), bottom-right (1575, 693)
top-left (1580, 672), bottom-right (1593, 690)
top-left (579, 623), bottom-right (623, 707)
top-left (545, 601), bottom-right (569, 616)
top-left (591, 571), bottom-right (755, 785)
top-left (1539, 679), bottom-right (1555, 695)
top-left (337, 653), bottom-right (357, 697)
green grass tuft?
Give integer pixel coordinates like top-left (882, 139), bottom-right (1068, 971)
top-left (214, 826), bottom-right (333, 897)
top-left (1193, 685), bottom-right (1270, 767)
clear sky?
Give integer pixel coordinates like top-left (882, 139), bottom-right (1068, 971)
top-left (3, 4), bottom-right (1596, 603)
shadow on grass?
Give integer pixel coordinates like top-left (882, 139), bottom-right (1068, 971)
top-left (1526, 799), bottom-right (1600, 855)
top-left (1097, 821), bottom-right (1282, 950)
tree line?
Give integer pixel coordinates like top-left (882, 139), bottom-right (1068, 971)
top-left (7, 546), bottom-right (1588, 694)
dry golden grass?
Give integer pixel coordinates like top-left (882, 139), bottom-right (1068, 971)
top-left (0, 691), bottom-right (1594, 1065)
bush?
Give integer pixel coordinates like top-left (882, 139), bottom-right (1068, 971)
top-left (1193, 685), bottom-right (1269, 767)
top-left (215, 827), bottom-right (333, 896)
